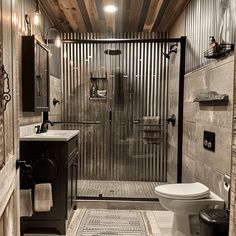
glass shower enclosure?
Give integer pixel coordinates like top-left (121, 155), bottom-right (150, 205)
top-left (58, 33), bottom-right (183, 200)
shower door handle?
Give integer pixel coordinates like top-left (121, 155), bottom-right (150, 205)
top-left (109, 109), bottom-right (112, 123)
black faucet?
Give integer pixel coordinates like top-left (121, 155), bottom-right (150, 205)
top-left (40, 120), bottom-right (54, 133)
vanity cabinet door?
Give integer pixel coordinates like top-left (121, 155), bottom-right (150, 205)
top-left (67, 153), bottom-right (78, 217)
top-left (35, 43), bottom-right (49, 109)
top-left (22, 35), bottom-right (49, 112)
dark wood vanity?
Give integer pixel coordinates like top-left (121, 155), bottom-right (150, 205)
top-left (20, 134), bottom-right (79, 235)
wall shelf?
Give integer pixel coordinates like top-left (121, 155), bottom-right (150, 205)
top-left (90, 77), bottom-right (107, 80)
top-left (193, 91), bottom-right (229, 104)
top-left (204, 44), bottom-right (234, 59)
top-left (89, 97), bottom-right (108, 101)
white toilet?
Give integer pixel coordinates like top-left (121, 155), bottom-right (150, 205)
top-left (155, 182), bottom-right (224, 236)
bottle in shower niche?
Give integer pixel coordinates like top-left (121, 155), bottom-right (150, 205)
top-left (90, 83), bottom-right (97, 97)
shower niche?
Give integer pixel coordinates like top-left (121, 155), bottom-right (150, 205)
top-left (89, 73), bottom-right (108, 100)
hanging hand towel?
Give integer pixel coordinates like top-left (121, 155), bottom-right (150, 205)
top-left (20, 189), bottom-right (33, 217)
top-left (34, 183), bottom-right (53, 212)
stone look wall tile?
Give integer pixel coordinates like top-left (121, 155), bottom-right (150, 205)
top-left (167, 41), bottom-right (181, 182)
top-left (49, 75), bottom-right (62, 119)
top-left (183, 121), bottom-right (197, 159)
top-left (182, 154), bottom-right (196, 183)
top-left (183, 102), bottom-right (198, 122)
top-left (167, 145), bottom-right (178, 183)
top-left (195, 124), bottom-right (232, 175)
top-left (181, 57), bottom-right (233, 202)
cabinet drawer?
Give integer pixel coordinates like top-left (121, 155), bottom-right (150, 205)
top-left (68, 136), bottom-right (78, 159)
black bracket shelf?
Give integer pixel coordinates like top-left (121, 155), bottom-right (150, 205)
top-left (204, 43), bottom-right (234, 59)
top-left (89, 97), bottom-right (108, 101)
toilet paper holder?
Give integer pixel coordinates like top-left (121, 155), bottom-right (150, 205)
top-left (224, 174), bottom-right (231, 212)
top-left (224, 174), bottom-right (230, 188)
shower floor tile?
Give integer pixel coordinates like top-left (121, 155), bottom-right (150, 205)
top-left (77, 180), bottom-right (165, 199)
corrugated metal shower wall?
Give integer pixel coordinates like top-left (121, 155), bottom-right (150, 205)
top-left (61, 33), bottom-right (169, 182)
top-left (185, 0), bottom-right (235, 72)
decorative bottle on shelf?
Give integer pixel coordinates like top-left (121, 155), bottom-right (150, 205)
top-left (209, 36), bottom-right (218, 53)
top-left (90, 84), bottom-right (97, 98)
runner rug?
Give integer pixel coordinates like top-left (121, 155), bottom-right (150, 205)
top-left (67, 209), bottom-right (163, 236)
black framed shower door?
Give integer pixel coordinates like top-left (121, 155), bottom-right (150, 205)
top-left (61, 33), bottom-right (170, 187)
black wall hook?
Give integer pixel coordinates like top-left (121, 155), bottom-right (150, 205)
top-left (166, 114), bottom-right (176, 126)
top-left (16, 160), bottom-right (32, 173)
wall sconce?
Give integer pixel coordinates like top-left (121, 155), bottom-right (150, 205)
top-left (33, 0), bottom-right (40, 26)
top-left (44, 27), bottom-right (61, 47)
top-left (25, 14), bottom-right (31, 35)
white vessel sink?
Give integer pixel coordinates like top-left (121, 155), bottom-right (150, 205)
top-left (20, 130), bottom-right (79, 141)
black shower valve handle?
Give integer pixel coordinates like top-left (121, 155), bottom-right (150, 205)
top-left (53, 98), bottom-right (60, 106)
top-left (166, 114), bottom-right (176, 127)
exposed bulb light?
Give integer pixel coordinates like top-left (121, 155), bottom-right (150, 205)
top-left (34, 13), bottom-right (40, 26)
top-left (34, 0), bottom-right (40, 26)
top-left (55, 36), bottom-right (61, 47)
top-left (104, 5), bottom-right (118, 13)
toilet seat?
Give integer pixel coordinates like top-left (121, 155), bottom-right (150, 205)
top-left (155, 182), bottom-right (210, 200)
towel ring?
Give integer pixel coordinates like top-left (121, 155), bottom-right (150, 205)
top-left (32, 154), bottom-right (57, 184)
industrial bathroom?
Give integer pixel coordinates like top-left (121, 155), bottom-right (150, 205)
top-left (0, 0), bottom-right (236, 235)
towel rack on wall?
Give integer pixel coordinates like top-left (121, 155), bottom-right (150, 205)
top-left (53, 121), bottom-right (101, 125)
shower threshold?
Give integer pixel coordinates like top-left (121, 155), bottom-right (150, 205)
top-left (76, 180), bottom-right (166, 201)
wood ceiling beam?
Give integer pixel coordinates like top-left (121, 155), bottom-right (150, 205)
top-left (143, 0), bottom-right (163, 32)
top-left (151, 0), bottom-right (171, 32)
top-left (40, 0), bottom-right (72, 32)
top-left (58, 0), bottom-right (87, 32)
top-left (128, 0), bottom-right (144, 32)
top-left (158, 0), bottom-right (191, 32)
top-left (121, 0), bottom-right (131, 32)
top-left (84, 0), bottom-right (100, 33)
top-left (95, 0), bottom-right (106, 32)
top-left (76, 0), bottom-right (93, 32)
top-left (137, 0), bottom-right (151, 32)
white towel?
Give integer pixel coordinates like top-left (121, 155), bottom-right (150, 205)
top-left (20, 189), bottom-right (33, 217)
top-left (34, 183), bottom-right (53, 212)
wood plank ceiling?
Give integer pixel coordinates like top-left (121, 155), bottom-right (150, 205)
top-left (40, 0), bottom-right (190, 33)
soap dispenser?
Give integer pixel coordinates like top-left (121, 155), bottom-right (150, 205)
top-left (90, 83), bottom-right (97, 98)
top-left (209, 36), bottom-right (218, 53)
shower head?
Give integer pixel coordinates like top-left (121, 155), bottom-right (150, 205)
top-left (170, 43), bottom-right (178, 50)
top-left (104, 49), bottom-right (122, 55)
top-left (162, 48), bottom-right (177, 59)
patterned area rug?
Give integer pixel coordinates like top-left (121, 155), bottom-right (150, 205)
top-left (76, 209), bottom-right (148, 236)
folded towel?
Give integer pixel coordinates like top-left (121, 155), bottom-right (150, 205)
top-left (97, 89), bottom-right (107, 97)
top-left (20, 189), bottom-right (33, 217)
top-left (34, 183), bottom-right (53, 212)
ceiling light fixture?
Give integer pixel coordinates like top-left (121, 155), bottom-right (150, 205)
top-left (33, 0), bottom-right (40, 26)
top-left (104, 5), bottom-right (118, 13)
